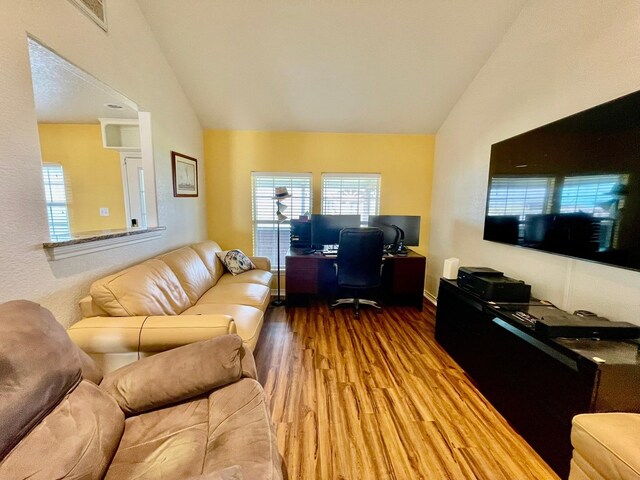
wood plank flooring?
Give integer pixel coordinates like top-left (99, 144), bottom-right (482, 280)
top-left (254, 300), bottom-right (560, 480)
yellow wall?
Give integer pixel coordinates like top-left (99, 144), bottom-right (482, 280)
top-left (204, 130), bottom-right (435, 259)
top-left (38, 124), bottom-right (127, 233)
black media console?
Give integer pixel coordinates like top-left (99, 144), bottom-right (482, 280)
top-left (435, 278), bottom-right (640, 479)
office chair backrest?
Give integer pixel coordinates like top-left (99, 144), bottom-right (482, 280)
top-left (336, 228), bottom-right (384, 288)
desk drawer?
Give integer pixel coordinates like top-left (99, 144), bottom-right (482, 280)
top-left (286, 257), bottom-right (318, 294)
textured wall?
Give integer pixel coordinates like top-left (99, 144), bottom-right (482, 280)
top-left (0, 0), bottom-right (206, 327)
top-left (429, 1), bottom-right (640, 323)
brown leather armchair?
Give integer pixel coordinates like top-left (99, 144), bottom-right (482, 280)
top-left (0, 300), bottom-right (283, 480)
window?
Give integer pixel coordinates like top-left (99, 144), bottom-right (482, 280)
top-left (487, 176), bottom-right (555, 217)
top-left (560, 174), bottom-right (627, 218)
top-left (251, 172), bottom-right (312, 269)
top-left (42, 164), bottom-right (71, 239)
top-left (321, 173), bottom-right (381, 224)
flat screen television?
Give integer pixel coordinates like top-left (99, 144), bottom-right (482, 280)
top-left (311, 214), bottom-right (361, 246)
top-left (483, 89), bottom-right (640, 272)
top-left (368, 215), bottom-right (421, 246)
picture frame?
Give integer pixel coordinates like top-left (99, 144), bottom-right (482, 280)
top-left (171, 151), bottom-right (198, 197)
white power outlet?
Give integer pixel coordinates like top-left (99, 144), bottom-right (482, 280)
top-left (99, 207), bottom-right (110, 217)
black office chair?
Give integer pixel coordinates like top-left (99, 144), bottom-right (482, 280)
top-left (330, 227), bottom-right (384, 318)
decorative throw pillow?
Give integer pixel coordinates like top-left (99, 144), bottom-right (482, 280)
top-left (216, 249), bottom-right (256, 275)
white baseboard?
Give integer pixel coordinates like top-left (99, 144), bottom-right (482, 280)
top-left (272, 288), bottom-right (436, 305)
top-left (424, 290), bottom-right (437, 306)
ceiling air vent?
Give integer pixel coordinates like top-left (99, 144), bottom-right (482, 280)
top-left (68, 0), bottom-right (107, 31)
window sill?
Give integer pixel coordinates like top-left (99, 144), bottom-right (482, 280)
top-left (43, 226), bottom-right (166, 260)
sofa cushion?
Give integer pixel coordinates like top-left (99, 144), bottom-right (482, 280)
top-left (105, 397), bottom-right (209, 480)
top-left (183, 304), bottom-right (265, 351)
top-left (196, 283), bottom-right (271, 312)
top-left (157, 247), bottom-right (214, 304)
top-left (90, 259), bottom-right (191, 316)
top-left (0, 300), bottom-right (82, 461)
top-left (571, 413), bottom-right (640, 480)
top-left (0, 381), bottom-right (124, 480)
top-left (204, 378), bottom-right (282, 479)
top-left (191, 240), bottom-right (226, 285)
top-left (217, 269), bottom-right (273, 287)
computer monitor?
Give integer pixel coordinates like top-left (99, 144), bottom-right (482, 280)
top-left (311, 214), bottom-right (361, 246)
top-left (368, 215), bottom-right (421, 246)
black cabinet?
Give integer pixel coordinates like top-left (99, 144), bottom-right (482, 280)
top-left (435, 279), bottom-right (640, 479)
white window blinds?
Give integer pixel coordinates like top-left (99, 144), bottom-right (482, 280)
top-left (321, 173), bottom-right (381, 224)
top-left (251, 172), bottom-right (312, 268)
top-left (487, 176), bottom-right (554, 217)
top-left (42, 164), bottom-right (71, 239)
top-left (560, 174), bottom-right (626, 218)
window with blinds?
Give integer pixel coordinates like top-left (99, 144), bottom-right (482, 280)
top-left (321, 173), bottom-right (381, 224)
top-left (251, 172), bottom-right (312, 269)
top-left (560, 174), bottom-right (626, 218)
top-left (42, 164), bottom-right (71, 239)
top-left (487, 176), bottom-right (554, 217)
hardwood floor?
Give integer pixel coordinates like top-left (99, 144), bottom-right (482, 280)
top-left (254, 300), bottom-right (560, 480)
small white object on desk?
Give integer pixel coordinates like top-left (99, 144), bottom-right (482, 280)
top-left (443, 257), bottom-right (460, 280)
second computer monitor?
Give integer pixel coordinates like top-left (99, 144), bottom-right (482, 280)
top-left (311, 214), bottom-right (361, 246)
top-left (368, 215), bottom-right (421, 246)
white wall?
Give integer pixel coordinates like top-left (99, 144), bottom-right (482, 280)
top-left (429, 0), bottom-right (640, 324)
top-left (0, 0), bottom-right (207, 327)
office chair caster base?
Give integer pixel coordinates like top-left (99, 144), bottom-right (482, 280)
top-left (330, 297), bottom-right (382, 318)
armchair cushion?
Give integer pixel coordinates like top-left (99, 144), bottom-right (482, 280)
top-left (0, 381), bottom-right (124, 480)
top-left (0, 300), bottom-right (82, 460)
top-left (100, 334), bottom-right (244, 416)
top-left (570, 413), bottom-right (640, 480)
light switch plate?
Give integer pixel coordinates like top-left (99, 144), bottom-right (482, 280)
top-left (99, 207), bottom-right (109, 217)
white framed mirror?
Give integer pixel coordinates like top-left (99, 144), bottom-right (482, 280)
top-left (28, 37), bottom-right (159, 249)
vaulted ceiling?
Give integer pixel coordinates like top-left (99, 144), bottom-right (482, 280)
top-left (138, 0), bottom-right (526, 133)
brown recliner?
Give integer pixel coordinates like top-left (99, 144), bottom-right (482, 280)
top-left (0, 300), bottom-right (283, 480)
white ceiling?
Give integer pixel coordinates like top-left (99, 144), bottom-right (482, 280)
top-left (28, 38), bottom-right (138, 124)
top-left (138, 0), bottom-right (526, 134)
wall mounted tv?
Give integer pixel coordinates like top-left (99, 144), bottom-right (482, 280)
top-left (483, 89), bottom-right (640, 272)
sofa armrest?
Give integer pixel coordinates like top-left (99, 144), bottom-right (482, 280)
top-left (68, 314), bottom-right (236, 353)
top-left (68, 316), bottom-right (147, 354)
top-left (101, 334), bottom-right (245, 416)
top-left (139, 314), bottom-right (236, 352)
top-left (249, 256), bottom-right (271, 271)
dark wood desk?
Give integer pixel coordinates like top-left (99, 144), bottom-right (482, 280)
top-left (285, 248), bottom-right (426, 309)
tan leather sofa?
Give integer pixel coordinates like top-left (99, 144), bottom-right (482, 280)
top-left (569, 413), bottom-right (640, 480)
top-left (0, 300), bottom-right (283, 480)
top-left (68, 240), bottom-right (272, 372)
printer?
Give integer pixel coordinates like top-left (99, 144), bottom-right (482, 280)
top-left (457, 267), bottom-right (531, 303)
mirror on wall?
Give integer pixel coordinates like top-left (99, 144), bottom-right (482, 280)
top-left (28, 38), bottom-right (156, 242)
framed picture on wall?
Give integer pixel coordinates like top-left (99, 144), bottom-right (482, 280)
top-left (171, 151), bottom-right (198, 197)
